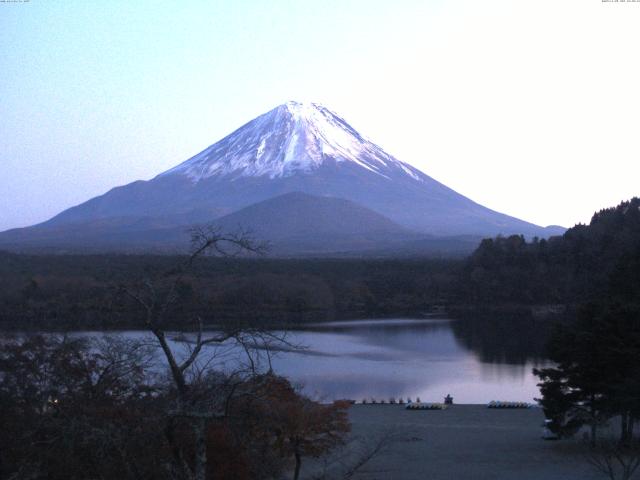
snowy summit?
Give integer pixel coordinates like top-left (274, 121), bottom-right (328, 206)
top-left (160, 101), bottom-right (424, 182)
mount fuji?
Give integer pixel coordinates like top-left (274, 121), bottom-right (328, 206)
top-left (0, 101), bottom-right (564, 255)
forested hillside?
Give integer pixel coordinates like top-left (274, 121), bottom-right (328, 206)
top-left (458, 197), bottom-right (640, 305)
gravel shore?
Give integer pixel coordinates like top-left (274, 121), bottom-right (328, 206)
top-left (304, 404), bottom-right (603, 480)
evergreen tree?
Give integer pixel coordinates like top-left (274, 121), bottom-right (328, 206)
top-left (535, 302), bottom-right (640, 443)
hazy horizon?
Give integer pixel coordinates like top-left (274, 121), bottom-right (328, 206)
top-left (2, 0), bottom-right (639, 232)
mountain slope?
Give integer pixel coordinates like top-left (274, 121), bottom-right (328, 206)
top-left (0, 192), bottom-right (480, 256)
top-left (215, 192), bottom-right (410, 239)
top-left (213, 192), bottom-right (421, 255)
top-left (0, 101), bottom-right (564, 253)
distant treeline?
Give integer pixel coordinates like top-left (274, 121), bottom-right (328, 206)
top-left (2, 197), bottom-right (638, 330)
top-left (0, 254), bottom-right (460, 330)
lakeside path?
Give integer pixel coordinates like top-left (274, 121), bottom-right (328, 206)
top-left (308, 405), bottom-right (602, 480)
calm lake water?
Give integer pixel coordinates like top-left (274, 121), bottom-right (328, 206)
top-left (88, 317), bottom-right (551, 404)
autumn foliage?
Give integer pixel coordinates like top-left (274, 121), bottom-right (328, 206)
top-left (0, 335), bottom-right (351, 480)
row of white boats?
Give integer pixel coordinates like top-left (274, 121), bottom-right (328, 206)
top-left (358, 400), bottom-right (534, 409)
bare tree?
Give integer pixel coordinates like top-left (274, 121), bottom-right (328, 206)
top-left (586, 439), bottom-right (640, 480)
top-left (120, 225), bottom-right (280, 480)
top-left (122, 226), bottom-right (268, 392)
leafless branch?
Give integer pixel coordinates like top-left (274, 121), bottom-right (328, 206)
top-left (112, 224), bottom-right (275, 480)
top-left (585, 438), bottom-right (640, 480)
top-left (309, 428), bottom-right (403, 480)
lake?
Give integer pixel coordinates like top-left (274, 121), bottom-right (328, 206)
top-left (89, 317), bottom-right (551, 404)
top-left (269, 318), bottom-right (549, 404)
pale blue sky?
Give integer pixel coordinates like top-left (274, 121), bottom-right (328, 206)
top-left (1, 0), bottom-right (639, 231)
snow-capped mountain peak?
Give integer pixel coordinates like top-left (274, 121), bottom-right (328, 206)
top-left (160, 101), bottom-right (424, 182)
top-left (1, 101), bottom-right (564, 250)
